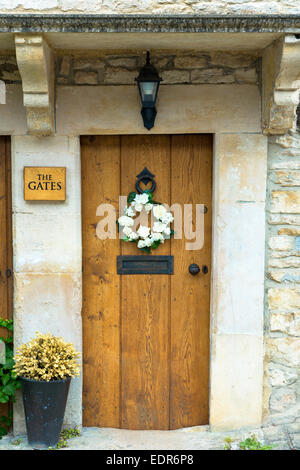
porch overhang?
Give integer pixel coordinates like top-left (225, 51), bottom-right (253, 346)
top-left (0, 14), bottom-right (300, 33)
top-left (0, 14), bottom-right (300, 53)
top-left (1, 14), bottom-right (300, 136)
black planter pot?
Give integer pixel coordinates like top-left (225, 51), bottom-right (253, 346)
top-left (20, 376), bottom-right (71, 449)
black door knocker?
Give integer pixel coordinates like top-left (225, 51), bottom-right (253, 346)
top-left (136, 167), bottom-right (156, 194)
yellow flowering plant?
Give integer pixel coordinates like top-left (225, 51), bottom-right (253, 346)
top-left (13, 332), bottom-right (80, 382)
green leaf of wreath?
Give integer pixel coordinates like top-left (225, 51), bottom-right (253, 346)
top-left (151, 240), bottom-right (161, 250)
top-left (127, 192), bottom-right (137, 203)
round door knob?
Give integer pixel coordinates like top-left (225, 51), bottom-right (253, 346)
top-left (189, 263), bottom-right (200, 275)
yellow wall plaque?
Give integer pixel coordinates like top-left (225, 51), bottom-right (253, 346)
top-left (24, 167), bottom-right (66, 201)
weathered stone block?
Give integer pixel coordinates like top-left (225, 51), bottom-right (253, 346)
top-left (271, 191), bottom-right (300, 214)
top-left (174, 55), bottom-right (207, 69)
top-left (56, 85), bottom-right (261, 135)
top-left (73, 58), bottom-right (105, 70)
top-left (191, 68), bottom-right (235, 84)
top-left (278, 228), bottom-right (300, 236)
top-left (151, 56), bottom-right (173, 69)
top-left (210, 334), bottom-right (263, 431)
top-left (269, 257), bottom-right (300, 269)
top-left (269, 405), bottom-right (300, 425)
top-left (275, 170), bottom-right (300, 186)
top-left (0, 57), bottom-right (21, 83)
top-left (106, 56), bottom-right (138, 68)
top-left (267, 337), bottom-right (300, 367)
top-left (269, 214), bottom-right (300, 225)
top-left (215, 134), bottom-right (267, 203)
top-left (59, 56), bottom-right (72, 76)
top-left (104, 68), bottom-right (137, 84)
top-left (270, 313), bottom-right (300, 336)
top-left (161, 70), bottom-right (190, 84)
top-left (268, 269), bottom-right (300, 283)
top-left (275, 134), bottom-right (300, 149)
top-left (74, 71), bottom-right (98, 85)
top-left (270, 161), bottom-right (300, 170)
top-left (262, 424), bottom-right (288, 443)
top-left (210, 51), bottom-right (256, 68)
top-left (268, 287), bottom-right (300, 311)
top-left (267, 363), bottom-right (297, 387)
top-left (0, 56), bottom-right (18, 66)
top-left (57, 77), bottom-right (69, 84)
top-left (14, 212), bottom-right (82, 274)
top-left (269, 236), bottom-right (292, 251)
top-left (0, 69), bottom-right (21, 82)
top-left (270, 387), bottom-right (296, 413)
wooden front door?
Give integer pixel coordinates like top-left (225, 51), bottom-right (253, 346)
top-left (0, 137), bottom-right (13, 427)
top-left (81, 135), bottom-right (212, 430)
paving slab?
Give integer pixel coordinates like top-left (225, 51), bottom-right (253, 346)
top-left (0, 424), bottom-right (294, 451)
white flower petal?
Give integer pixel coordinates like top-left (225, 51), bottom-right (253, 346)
top-left (153, 205), bottom-right (167, 220)
top-left (118, 215), bottom-right (134, 227)
top-left (135, 193), bottom-right (149, 205)
top-left (137, 225), bottom-right (150, 238)
top-left (153, 221), bottom-right (166, 233)
top-left (134, 203), bottom-right (143, 212)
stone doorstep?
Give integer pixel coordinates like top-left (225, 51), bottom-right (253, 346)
top-left (0, 425), bottom-right (295, 450)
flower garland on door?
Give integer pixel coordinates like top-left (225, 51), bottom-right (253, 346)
top-left (117, 190), bottom-right (174, 253)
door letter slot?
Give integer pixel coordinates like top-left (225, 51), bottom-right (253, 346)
top-left (117, 255), bottom-right (174, 275)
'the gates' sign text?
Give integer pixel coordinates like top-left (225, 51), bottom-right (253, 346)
top-left (24, 167), bottom-right (66, 201)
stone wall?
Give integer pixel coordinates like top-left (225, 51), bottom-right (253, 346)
top-left (0, 0), bottom-right (299, 15)
top-left (0, 56), bottom-right (21, 83)
top-left (264, 131), bottom-right (300, 426)
top-left (0, 51), bottom-right (260, 86)
top-left (56, 51), bottom-right (259, 86)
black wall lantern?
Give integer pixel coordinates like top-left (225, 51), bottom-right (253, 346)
top-left (135, 51), bottom-right (162, 131)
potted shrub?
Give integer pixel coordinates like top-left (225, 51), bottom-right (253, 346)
top-left (13, 332), bottom-right (80, 449)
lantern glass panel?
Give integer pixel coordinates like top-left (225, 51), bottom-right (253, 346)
top-left (140, 81), bottom-right (159, 105)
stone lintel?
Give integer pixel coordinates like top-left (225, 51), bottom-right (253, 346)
top-left (0, 14), bottom-right (300, 34)
top-left (15, 34), bottom-right (54, 136)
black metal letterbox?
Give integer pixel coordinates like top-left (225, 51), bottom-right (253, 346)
top-left (117, 255), bottom-right (173, 275)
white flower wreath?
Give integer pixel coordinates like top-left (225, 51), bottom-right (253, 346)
top-left (117, 190), bottom-right (174, 253)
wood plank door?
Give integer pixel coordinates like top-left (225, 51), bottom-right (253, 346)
top-left (0, 137), bottom-right (13, 426)
top-left (81, 135), bottom-right (212, 430)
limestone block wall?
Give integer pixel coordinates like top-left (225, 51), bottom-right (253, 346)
top-left (56, 51), bottom-right (259, 86)
top-left (0, 0), bottom-right (299, 15)
top-left (0, 56), bottom-right (21, 83)
top-left (0, 52), bottom-right (260, 87)
top-left (264, 131), bottom-right (300, 426)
